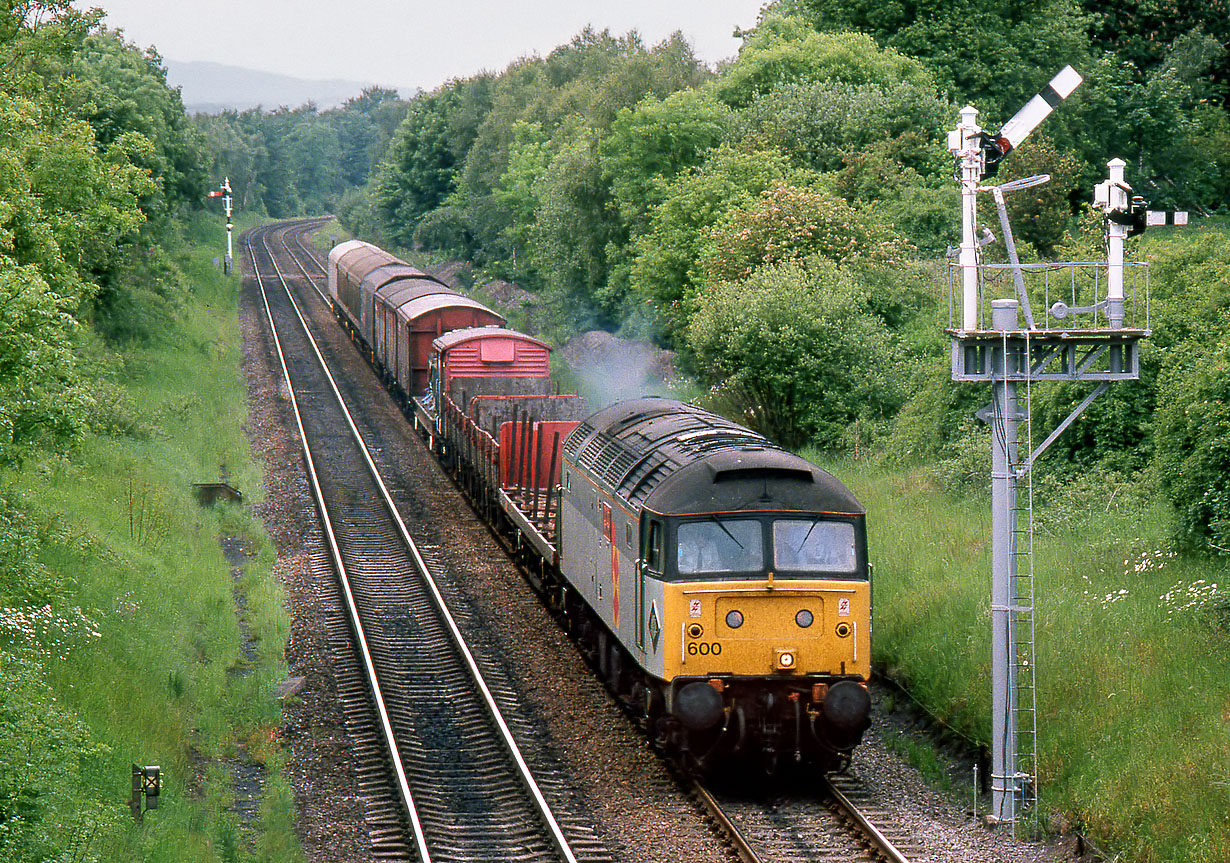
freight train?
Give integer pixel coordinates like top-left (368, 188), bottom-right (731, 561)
top-left (326, 238), bottom-right (873, 772)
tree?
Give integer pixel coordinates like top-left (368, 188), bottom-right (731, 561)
top-left (526, 130), bottom-right (617, 326)
top-left (1082, 0), bottom-right (1230, 107)
top-left (1155, 334), bottom-right (1230, 552)
top-left (628, 145), bottom-right (800, 342)
top-left (687, 258), bottom-right (906, 449)
top-left (698, 180), bottom-right (911, 283)
top-left (68, 30), bottom-right (208, 226)
top-left (789, 0), bottom-right (1093, 121)
top-left (601, 89), bottom-right (731, 232)
top-left (0, 261), bottom-right (91, 463)
top-left (375, 80), bottom-right (487, 247)
top-left (712, 17), bottom-right (934, 108)
top-left (732, 77), bottom-right (947, 174)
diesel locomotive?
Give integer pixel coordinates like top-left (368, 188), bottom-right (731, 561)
top-left (326, 239), bottom-right (873, 772)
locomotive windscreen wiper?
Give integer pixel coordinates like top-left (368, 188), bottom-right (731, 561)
top-left (709, 515), bottom-right (745, 548)
top-left (794, 518), bottom-right (818, 553)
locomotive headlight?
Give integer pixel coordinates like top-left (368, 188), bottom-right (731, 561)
top-left (795, 609), bottom-right (814, 628)
top-left (775, 649), bottom-right (797, 670)
top-left (687, 623), bottom-right (704, 639)
top-left (725, 610), bottom-right (744, 629)
top-left (835, 621), bottom-right (852, 638)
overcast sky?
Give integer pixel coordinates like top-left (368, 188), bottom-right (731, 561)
top-left (79, 1), bottom-right (769, 92)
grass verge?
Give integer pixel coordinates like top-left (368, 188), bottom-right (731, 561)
top-left (805, 453), bottom-right (1230, 862)
top-left (0, 212), bottom-right (302, 863)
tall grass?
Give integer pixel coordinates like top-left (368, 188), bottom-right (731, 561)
top-left (807, 455), bottom-right (1230, 862)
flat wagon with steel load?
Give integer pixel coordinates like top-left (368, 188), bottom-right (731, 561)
top-left (415, 325), bottom-right (586, 530)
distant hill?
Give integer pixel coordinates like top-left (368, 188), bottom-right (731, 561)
top-left (165, 59), bottom-right (412, 115)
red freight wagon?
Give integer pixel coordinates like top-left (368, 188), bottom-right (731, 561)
top-left (430, 326), bottom-right (553, 405)
top-left (418, 326), bottom-right (589, 560)
top-left (367, 267), bottom-right (452, 369)
top-left (391, 294), bottom-right (504, 400)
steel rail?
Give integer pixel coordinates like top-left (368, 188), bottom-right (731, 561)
top-left (822, 776), bottom-right (912, 863)
top-left (250, 222), bottom-right (580, 863)
top-left (691, 781), bottom-right (763, 863)
top-left (277, 220), bottom-right (331, 303)
top-left (246, 225), bottom-right (432, 862)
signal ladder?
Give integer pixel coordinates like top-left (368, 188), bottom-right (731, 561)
top-left (1009, 334), bottom-right (1039, 832)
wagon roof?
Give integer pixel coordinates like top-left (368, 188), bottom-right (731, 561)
top-left (379, 282), bottom-right (457, 311)
top-left (397, 294), bottom-right (503, 326)
top-left (327, 238), bottom-right (367, 266)
top-left (432, 325), bottom-right (546, 353)
top-left (362, 264), bottom-right (446, 294)
top-left (335, 244), bottom-right (403, 283)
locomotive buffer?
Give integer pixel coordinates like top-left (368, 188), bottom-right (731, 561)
top-left (946, 67), bottom-right (1164, 825)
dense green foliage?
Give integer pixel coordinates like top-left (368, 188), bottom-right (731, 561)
top-left (1148, 232), bottom-right (1230, 550)
top-left (196, 86), bottom-right (410, 219)
top-left (687, 259), bottom-right (907, 448)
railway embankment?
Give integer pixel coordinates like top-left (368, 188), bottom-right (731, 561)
top-left (814, 457), bottom-right (1230, 862)
top-left (0, 214), bottom-right (301, 863)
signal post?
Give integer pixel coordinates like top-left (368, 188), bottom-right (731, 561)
top-left (208, 177), bottom-right (234, 274)
top-left (945, 68), bottom-right (1157, 824)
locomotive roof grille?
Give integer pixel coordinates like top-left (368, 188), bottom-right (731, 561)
top-left (562, 397), bottom-right (864, 515)
top-left (579, 434), bottom-right (642, 481)
top-left (563, 422), bottom-right (595, 459)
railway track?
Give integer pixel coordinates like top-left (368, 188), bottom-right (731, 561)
top-left (244, 220), bottom-right (607, 863)
top-left (250, 220), bottom-right (924, 863)
top-left (694, 774), bottom-right (919, 863)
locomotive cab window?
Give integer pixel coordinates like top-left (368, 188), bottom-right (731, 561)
top-left (773, 519), bottom-right (858, 574)
top-left (677, 519), bottom-right (763, 576)
top-left (645, 520), bottom-right (663, 572)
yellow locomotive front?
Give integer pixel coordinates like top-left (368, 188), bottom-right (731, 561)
top-left (645, 512), bottom-right (872, 770)
top-left (662, 516), bottom-right (870, 681)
